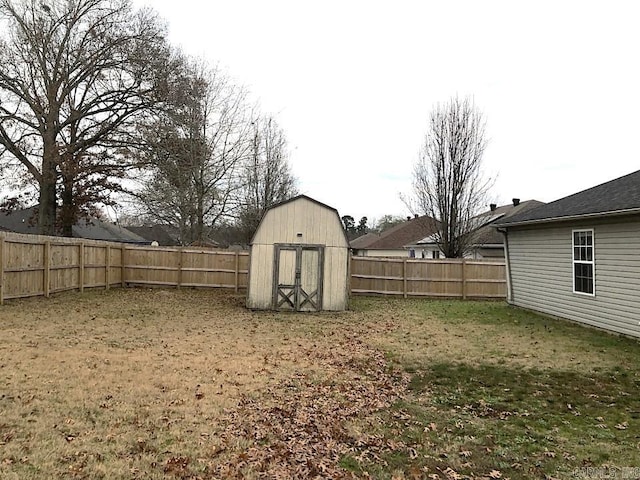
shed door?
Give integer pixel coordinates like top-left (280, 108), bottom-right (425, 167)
top-left (273, 244), bottom-right (324, 311)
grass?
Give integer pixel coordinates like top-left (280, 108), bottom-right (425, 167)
top-left (0, 290), bottom-right (639, 478)
top-left (346, 297), bottom-right (640, 479)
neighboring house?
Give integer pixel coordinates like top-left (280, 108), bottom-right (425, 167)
top-left (0, 207), bottom-right (148, 244)
top-left (350, 215), bottom-right (439, 257)
top-left (126, 225), bottom-right (181, 246)
top-left (127, 225), bottom-right (222, 248)
top-left (408, 199), bottom-right (544, 259)
top-left (494, 170), bottom-right (640, 338)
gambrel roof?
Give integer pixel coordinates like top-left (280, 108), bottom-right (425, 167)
top-left (495, 170), bottom-right (640, 227)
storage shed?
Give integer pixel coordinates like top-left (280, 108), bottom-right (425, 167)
top-left (247, 195), bottom-right (349, 311)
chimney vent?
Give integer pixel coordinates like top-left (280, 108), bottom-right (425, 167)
top-left (414, 214), bottom-right (419, 219)
top-left (490, 203), bottom-right (497, 211)
top-left (406, 216), bottom-right (411, 221)
top-left (512, 198), bottom-right (520, 207)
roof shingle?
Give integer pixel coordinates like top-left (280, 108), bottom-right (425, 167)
top-left (351, 216), bottom-right (438, 250)
top-left (496, 170), bottom-right (640, 227)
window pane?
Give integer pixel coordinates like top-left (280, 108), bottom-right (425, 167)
top-left (574, 232), bottom-right (580, 245)
top-left (586, 233), bottom-right (593, 246)
top-left (574, 263), bottom-right (594, 294)
top-left (586, 247), bottom-right (593, 261)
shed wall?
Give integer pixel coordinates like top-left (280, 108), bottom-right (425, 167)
top-left (247, 197), bottom-right (349, 311)
top-left (507, 216), bottom-right (640, 337)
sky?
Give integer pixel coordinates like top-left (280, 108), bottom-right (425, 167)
top-left (135, 0), bottom-right (640, 223)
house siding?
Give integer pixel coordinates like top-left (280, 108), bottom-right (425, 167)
top-left (507, 216), bottom-right (640, 338)
top-left (360, 249), bottom-right (408, 257)
top-left (247, 197), bottom-right (349, 311)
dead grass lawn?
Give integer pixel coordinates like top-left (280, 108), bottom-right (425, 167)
top-left (0, 289), bottom-right (638, 479)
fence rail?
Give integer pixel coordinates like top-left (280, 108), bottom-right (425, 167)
top-left (350, 256), bottom-right (506, 299)
top-left (0, 231), bottom-right (506, 303)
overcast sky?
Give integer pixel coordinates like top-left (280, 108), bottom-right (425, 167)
top-left (135, 0), bottom-right (640, 223)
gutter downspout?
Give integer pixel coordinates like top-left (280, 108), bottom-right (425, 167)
top-left (498, 227), bottom-right (513, 304)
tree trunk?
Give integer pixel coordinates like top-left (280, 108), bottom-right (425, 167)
top-left (60, 176), bottom-right (75, 237)
top-left (38, 142), bottom-right (58, 236)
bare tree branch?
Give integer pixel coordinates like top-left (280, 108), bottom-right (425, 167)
top-left (408, 96), bottom-right (493, 258)
top-left (0, 0), bottom-right (169, 235)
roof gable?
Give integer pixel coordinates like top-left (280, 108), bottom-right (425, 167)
top-left (251, 195), bottom-right (349, 247)
top-left (496, 170), bottom-right (640, 227)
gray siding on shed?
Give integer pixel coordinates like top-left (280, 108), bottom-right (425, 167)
top-left (507, 216), bottom-right (640, 337)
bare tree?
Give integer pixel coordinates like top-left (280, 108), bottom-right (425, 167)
top-left (236, 115), bottom-right (297, 243)
top-left (0, 0), bottom-right (169, 235)
top-left (136, 60), bottom-right (253, 245)
top-left (410, 97), bottom-right (492, 258)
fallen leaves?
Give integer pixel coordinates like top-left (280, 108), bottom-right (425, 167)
top-left (210, 335), bottom-right (408, 478)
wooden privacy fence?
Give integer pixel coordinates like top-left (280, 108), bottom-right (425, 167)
top-left (350, 256), bottom-right (506, 299)
top-left (0, 231), bottom-right (249, 304)
top-left (0, 231), bottom-right (506, 303)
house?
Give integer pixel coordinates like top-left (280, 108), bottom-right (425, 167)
top-left (408, 199), bottom-right (544, 259)
top-left (494, 170), bottom-right (640, 338)
top-left (0, 206), bottom-right (148, 244)
top-left (125, 225), bottom-right (181, 246)
top-left (350, 215), bottom-right (439, 257)
top-left (127, 225), bottom-right (222, 248)
top-left (247, 195), bottom-right (349, 311)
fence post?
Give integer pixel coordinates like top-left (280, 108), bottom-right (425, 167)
top-left (403, 258), bottom-right (408, 299)
top-left (0, 237), bottom-right (4, 305)
top-left (234, 251), bottom-right (239, 293)
top-left (348, 255), bottom-right (352, 297)
top-left (79, 242), bottom-right (85, 292)
top-left (461, 259), bottom-right (467, 300)
top-left (44, 240), bottom-right (50, 297)
top-left (121, 244), bottom-right (126, 288)
top-left (105, 245), bottom-right (110, 290)
top-left (177, 247), bottom-right (183, 288)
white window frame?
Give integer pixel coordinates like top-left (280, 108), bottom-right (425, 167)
top-left (572, 229), bottom-right (595, 296)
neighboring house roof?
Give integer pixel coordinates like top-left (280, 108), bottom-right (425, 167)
top-left (473, 200), bottom-right (545, 245)
top-left (413, 200), bottom-right (544, 247)
top-left (352, 215), bottom-right (439, 250)
top-left (126, 225), bottom-right (182, 246)
top-left (189, 239), bottom-right (220, 248)
top-left (349, 232), bottom-right (380, 249)
top-left (0, 207), bottom-right (148, 243)
top-left (74, 218), bottom-right (148, 243)
top-left (496, 170), bottom-right (640, 227)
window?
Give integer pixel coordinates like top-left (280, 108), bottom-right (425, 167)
top-left (432, 250), bottom-right (440, 259)
top-left (572, 230), bottom-right (594, 295)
